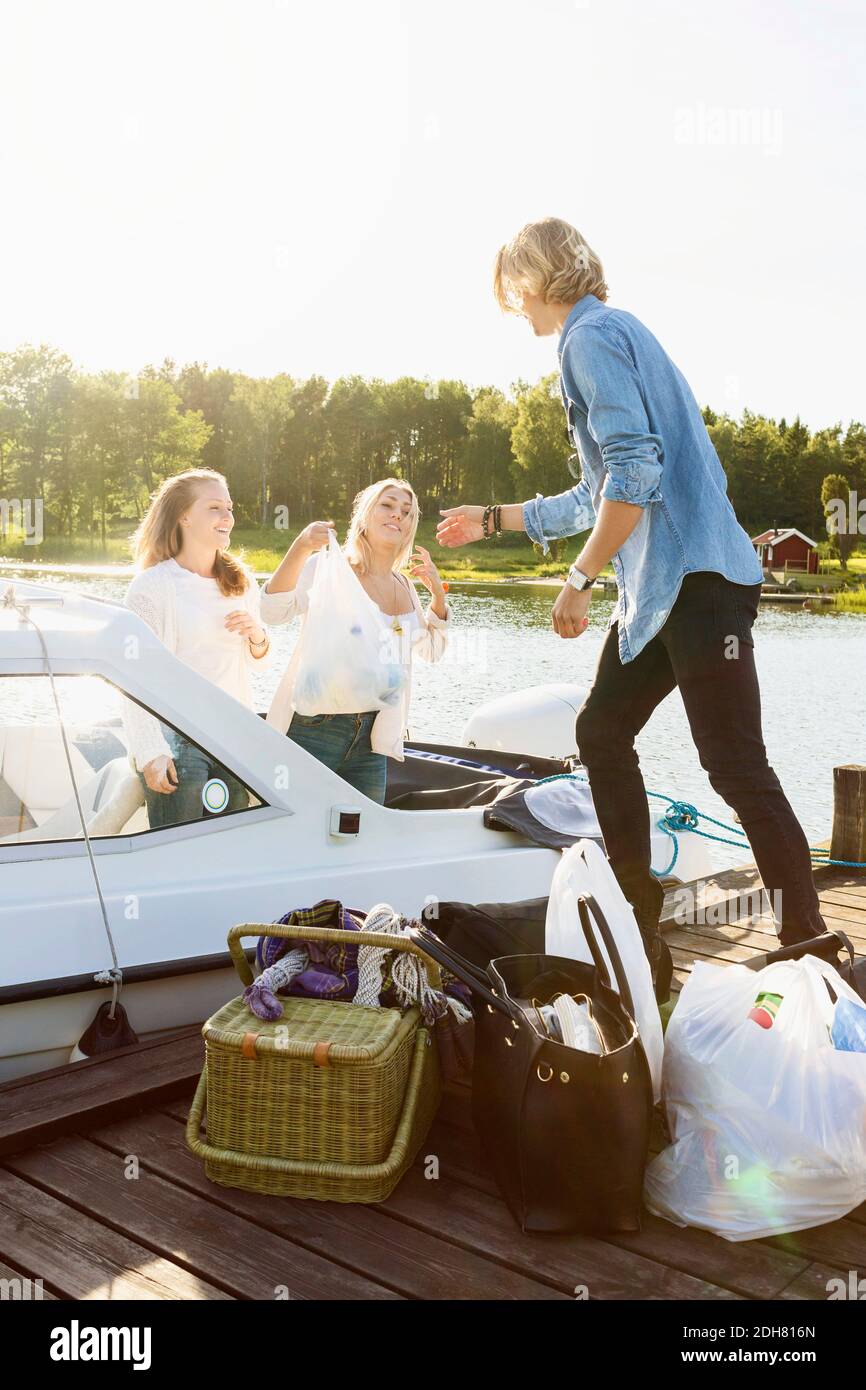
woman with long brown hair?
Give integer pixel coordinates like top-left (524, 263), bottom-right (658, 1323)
top-left (123, 468), bottom-right (271, 827)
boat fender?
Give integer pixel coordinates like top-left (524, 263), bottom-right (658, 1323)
top-left (68, 1000), bottom-right (139, 1063)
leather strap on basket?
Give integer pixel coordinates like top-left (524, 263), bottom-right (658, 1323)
top-left (241, 1031), bottom-right (259, 1060)
top-left (313, 1041), bottom-right (332, 1068)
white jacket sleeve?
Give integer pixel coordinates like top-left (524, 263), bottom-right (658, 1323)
top-left (122, 582), bottom-right (173, 772)
top-left (258, 553), bottom-right (317, 625)
top-left (409, 582), bottom-right (451, 664)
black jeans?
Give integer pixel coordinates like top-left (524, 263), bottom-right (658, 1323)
top-left (574, 571), bottom-right (825, 946)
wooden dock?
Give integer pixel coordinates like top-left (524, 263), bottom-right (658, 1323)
top-left (1, 855), bottom-right (864, 1302)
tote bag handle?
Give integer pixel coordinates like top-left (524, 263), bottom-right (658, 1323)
top-left (405, 924), bottom-right (516, 1019)
top-left (577, 894), bottom-right (637, 1023)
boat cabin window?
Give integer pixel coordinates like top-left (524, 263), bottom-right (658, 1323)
top-left (0, 675), bottom-right (263, 845)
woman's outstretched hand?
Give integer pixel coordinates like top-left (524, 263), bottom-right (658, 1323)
top-left (436, 505), bottom-right (485, 548)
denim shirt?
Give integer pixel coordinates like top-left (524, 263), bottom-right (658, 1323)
top-left (522, 294), bottom-right (763, 663)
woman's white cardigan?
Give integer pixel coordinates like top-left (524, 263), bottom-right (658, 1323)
top-left (123, 560), bottom-right (270, 771)
top-left (260, 554), bottom-right (450, 761)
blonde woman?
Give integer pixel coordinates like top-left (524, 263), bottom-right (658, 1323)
top-left (261, 478), bottom-right (450, 803)
top-left (124, 468), bottom-right (271, 827)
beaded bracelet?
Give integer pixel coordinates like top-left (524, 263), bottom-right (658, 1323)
top-left (482, 504), bottom-right (494, 540)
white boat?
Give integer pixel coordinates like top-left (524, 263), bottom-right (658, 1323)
top-left (0, 579), bottom-right (711, 1081)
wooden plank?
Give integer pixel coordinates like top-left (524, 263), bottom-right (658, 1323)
top-left (0, 1167), bottom-right (229, 1300)
top-left (4, 1137), bottom-right (398, 1301)
top-left (664, 931), bottom-right (763, 966)
top-left (777, 1262), bottom-right (859, 1300)
top-left (420, 1121), bottom-right (808, 1300)
top-left (817, 886), bottom-right (866, 911)
top-left (0, 1257), bottom-right (57, 1298)
top-left (89, 1109), bottom-right (564, 1301)
top-left (0, 1024), bottom-right (201, 1097)
top-left (661, 864), bottom-right (764, 923)
top-left (765, 1218), bottom-right (866, 1269)
top-left (0, 1029), bottom-right (205, 1157)
top-left (821, 882), bottom-right (866, 900)
top-left (380, 1165), bottom-right (740, 1300)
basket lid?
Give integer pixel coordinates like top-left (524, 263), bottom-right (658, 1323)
top-left (203, 994), bottom-right (417, 1063)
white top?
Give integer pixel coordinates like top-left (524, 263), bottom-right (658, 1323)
top-left (260, 554), bottom-right (449, 762)
top-left (123, 558), bottom-right (271, 771)
top-left (170, 560), bottom-right (260, 704)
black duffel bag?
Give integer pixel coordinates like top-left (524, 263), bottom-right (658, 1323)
top-left (410, 894), bottom-right (654, 1235)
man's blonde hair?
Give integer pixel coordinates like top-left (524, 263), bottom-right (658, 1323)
top-left (494, 217), bottom-right (608, 313)
top-left (344, 477), bottom-right (419, 575)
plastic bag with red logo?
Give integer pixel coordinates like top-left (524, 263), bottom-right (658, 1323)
top-left (644, 953), bottom-right (866, 1240)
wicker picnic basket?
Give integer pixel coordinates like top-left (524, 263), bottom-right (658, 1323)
top-left (186, 920), bottom-right (442, 1201)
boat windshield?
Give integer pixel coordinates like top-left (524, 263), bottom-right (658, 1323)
top-left (0, 674), bottom-right (262, 845)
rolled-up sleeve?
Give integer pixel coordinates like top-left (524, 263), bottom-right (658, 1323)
top-left (258, 554), bottom-right (316, 625)
top-left (243, 574), bottom-right (274, 671)
top-left (563, 324), bottom-right (664, 506)
top-left (412, 603), bottom-right (450, 663)
top-left (523, 478), bottom-right (597, 555)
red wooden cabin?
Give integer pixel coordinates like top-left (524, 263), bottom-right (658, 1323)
top-left (752, 527), bottom-right (818, 574)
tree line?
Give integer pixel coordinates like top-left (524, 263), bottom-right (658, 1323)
top-left (1, 344), bottom-right (863, 549)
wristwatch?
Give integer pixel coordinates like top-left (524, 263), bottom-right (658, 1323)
top-left (566, 564), bottom-right (595, 592)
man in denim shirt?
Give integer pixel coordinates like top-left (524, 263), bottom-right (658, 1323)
top-left (439, 218), bottom-right (825, 999)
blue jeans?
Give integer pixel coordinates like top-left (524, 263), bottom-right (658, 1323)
top-left (286, 711), bottom-right (388, 803)
top-left (140, 732), bottom-right (250, 830)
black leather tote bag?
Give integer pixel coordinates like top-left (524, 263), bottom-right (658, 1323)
top-left (410, 894), bottom-right (654, 1234)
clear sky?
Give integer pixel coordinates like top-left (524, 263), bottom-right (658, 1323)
top-left (1, 0), bottom-right (863, 428)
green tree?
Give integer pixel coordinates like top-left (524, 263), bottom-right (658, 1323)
top-left (225, 375), bottom-right (295, 526)
top-left (510, 373), bottom-right (572, 500)
top-left (457, 386), bottom-right (517, 503)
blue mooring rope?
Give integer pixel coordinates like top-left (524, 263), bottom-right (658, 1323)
top-left (532, 772), bottom-right (866, 877)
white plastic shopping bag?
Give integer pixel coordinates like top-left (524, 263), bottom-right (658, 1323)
top-left (644, 954), bottom-right (866, 1240)
top-left (292, 534), bottom-right (406, 716)
top-left (545, 840), bottom-right (664, 1102)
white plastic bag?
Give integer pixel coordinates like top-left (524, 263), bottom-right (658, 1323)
top-left (292, 535), bottom-right (406, 716)
top-left (545, 840), bottom-right (664, 1102)
top-left (644, 954), bottom-right (866, 1240)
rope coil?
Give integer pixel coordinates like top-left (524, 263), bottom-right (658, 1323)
top-left (533, 771), bottom-right (866, 873)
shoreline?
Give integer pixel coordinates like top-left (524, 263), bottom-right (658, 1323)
top-left (0, 556), bottom-right (854, 603)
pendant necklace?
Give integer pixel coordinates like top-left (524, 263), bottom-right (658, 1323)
top-left (390, 573), bottom-right (403, 636)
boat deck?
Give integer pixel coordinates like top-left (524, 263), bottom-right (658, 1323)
top-left (1, 857), bottom-right (864, 1301)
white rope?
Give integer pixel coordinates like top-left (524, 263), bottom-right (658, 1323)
top-left (353, 902), bottom-right (443, 1023)
top-left (261, 947), bottom-right (308, 995)
top-left (353, 903), bottom-right (402, 1007)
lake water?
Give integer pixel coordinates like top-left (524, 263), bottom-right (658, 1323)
top-left (3, 567), bottom-right (865, 870)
